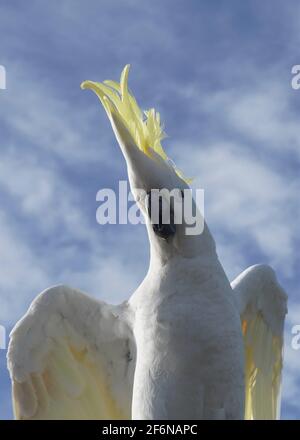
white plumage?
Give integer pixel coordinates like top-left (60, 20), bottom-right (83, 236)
top-left (7, 66), bottom-right (287, 420)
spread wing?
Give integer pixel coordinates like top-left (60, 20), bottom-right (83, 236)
top-left (231, 264), bottom-right (287, 420)
top-left (7, 285), bottom-right (136, 420)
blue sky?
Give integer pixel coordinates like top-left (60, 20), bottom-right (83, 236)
top-left (0, 0), bottom-right (299, 419)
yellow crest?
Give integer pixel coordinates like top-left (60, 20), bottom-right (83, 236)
top-left (81, 65), bottom-right (190, 183)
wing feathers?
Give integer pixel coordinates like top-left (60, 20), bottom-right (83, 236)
top-left (232, 264), bottom-right (287, 420)
top-left (8, 285), bottom-right (135, 420)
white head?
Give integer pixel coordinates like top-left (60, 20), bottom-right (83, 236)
top-left (81, 66), bottom-right (215, 264)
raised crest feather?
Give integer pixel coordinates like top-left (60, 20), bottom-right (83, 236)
top-left (81, 65), bottom-right (191, 183)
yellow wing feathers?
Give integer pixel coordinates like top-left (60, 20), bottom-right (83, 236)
top-left (243, 314), bottom-right (284, 419)
top-left (232, 264), bottom-right (287, 420)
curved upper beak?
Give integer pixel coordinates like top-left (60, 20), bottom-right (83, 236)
top-left (108, 105), bottom-right (174, 194)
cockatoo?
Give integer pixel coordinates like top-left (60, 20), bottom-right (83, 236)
top-left (7, 66), bottom-right (287, 420)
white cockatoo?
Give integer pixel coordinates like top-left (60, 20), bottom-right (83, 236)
top-left (7, 66), bottom-right (287, 420)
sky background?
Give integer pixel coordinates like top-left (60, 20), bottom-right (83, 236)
top-left (0, 0), bottom-right (299, 419)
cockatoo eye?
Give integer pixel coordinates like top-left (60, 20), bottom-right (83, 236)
top-left (146, 191), bottom-right (176, 240)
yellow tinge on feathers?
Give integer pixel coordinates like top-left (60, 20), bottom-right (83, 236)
top-left (81, 65), bottom-right (190, 183)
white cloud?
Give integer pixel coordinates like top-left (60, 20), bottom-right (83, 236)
top-left (0, 148), bottom-right (91, 239)
top-left (199, 80), bottom-right (300, 160)
top-left (0, 212), bottom-right (50, 324)
top-left (173, 141), bottom-right (299, 276)
top-left (0, 64), bottom-right (115, 167)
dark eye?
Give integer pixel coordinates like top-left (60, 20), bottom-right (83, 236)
top-left (146, 191), bottom-right (176, 240)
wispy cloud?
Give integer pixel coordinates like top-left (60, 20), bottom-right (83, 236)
top-left (174, 140), bottom-right (299, 275)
